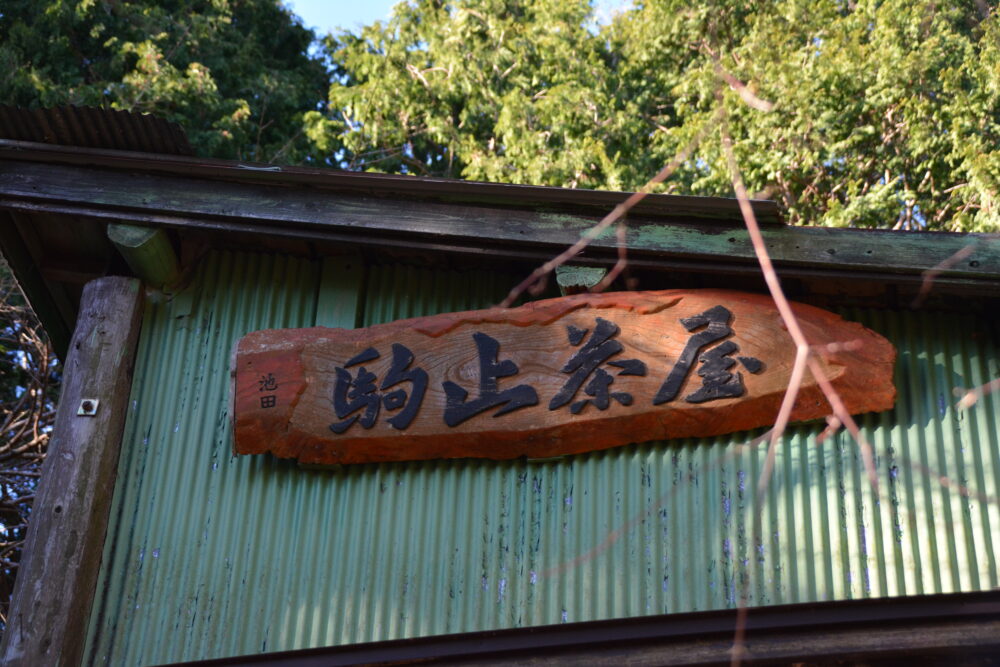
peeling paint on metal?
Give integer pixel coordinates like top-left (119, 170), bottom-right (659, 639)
top-left (83, 251), bottom-right (1000, 665)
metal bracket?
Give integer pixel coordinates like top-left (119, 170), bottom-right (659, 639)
top-left (77, 399), bottom-right (100, 417)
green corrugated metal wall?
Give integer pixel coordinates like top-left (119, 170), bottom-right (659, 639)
top-left (83, 250), bottom-right (1000, 665)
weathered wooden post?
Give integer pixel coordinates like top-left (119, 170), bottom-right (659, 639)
top-left (0, 277), bottom-right (143, 667)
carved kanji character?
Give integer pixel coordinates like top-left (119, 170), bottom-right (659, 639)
top-left (549, 317), bottom-right (647, 414)
top-left (330, 347), bottom-right (381, 433)
top-left (654, 306), bottom-right (763, 405)
top-left (329, 344), bottom-right (428, 433)
top-left (379, 343), bottom-right (428, 429)
top-left (443, 333), bottom-right (538, 427)
top-left (258, 372), bottom-right (277, 392)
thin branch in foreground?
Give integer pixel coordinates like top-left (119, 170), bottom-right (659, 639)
top-left (538, 429), bottom-right (774, 579)
top-left (911, 243), bottom-right (978, 308)
top-left (804, 355), bottom-right (879, 492)
top-left (715, 66), bottom-right (775, 112)
top-left (719, 116), bottom-right (881, 498)
top-left (590, 218), bottom-right (629, 293)
top-left (816, 415), bottom-right (842, 444)
top-left (904, 457), bottom-right (999, 507)
top-left (720, 109), bottom-right (882, 667)
top-left (719, 119), bottom-right (814, 499)
top-left (498, 115), bottom-right (719, 308)
top-left (721, 118), bottom-right (810, 667)
top-left (955, 378), bottom-right (1000, 410)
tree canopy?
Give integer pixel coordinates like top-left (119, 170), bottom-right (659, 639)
top-left (1, 0), bottom-right (328, 163)
top-left (3, 0), bottom-right (997, 230)
top-left (314, 0), bottom-right (1000, 231)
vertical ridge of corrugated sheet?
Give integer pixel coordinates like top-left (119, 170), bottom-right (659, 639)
top-left (85, 252), bottom-right (1000, 665)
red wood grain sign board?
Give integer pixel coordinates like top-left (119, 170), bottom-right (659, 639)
top-left (231, 289), bottom-right (896, 465)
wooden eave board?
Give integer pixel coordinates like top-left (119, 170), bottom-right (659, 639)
top-left (1, 158), bottom-right (999, 289)
top-left (0, 139), bottom-right (780, 223)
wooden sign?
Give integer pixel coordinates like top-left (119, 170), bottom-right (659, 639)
top-left (231, 289), bottom-right (896, 465)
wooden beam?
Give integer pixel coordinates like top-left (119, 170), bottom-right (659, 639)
top-left (107, 222), bottom-right (180, 289)
top-left (1, 161), bottom-right (999, 287)
top-left (163, 590), bottom-right (1000, 666)
top-left (0, 139), bottom-right (783, 224)
top-left (0, 277), bottom-right (143, 667)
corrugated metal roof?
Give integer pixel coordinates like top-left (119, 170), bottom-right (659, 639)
top-left (0, 105), bottom-right (192, 155)
top-left (83, 250), bottom-right (1000, 665)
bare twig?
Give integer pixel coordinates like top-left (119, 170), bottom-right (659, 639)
top-left (498, 114), bottom-right (719, 307)
top-left (701, 38), bottom-right (775, 113)
top-left (911, 243), bottom-right (978, 308)
top-left (720, 104), bottom-right (879, 667)
top-left (721, 115), bottom-right (808, 667)
top-left (720, 114), bottom-right (881, 498)
top-left (956, 378), bottom-right (1000, 410)
top-left (719, 118), bottom-right (812, 497)
top-left (0, 261), bottom-right (59, 632)
top-left (904, 457), bottom-right (999, 507)
top-left (539, 429), bottom-right (774, 579)
top-left (590, 219), bottom-right (629, 293)
top-left (715, 66), bottom-right (775, 112)
top-left (805, 355), bottom-right (879, 492)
